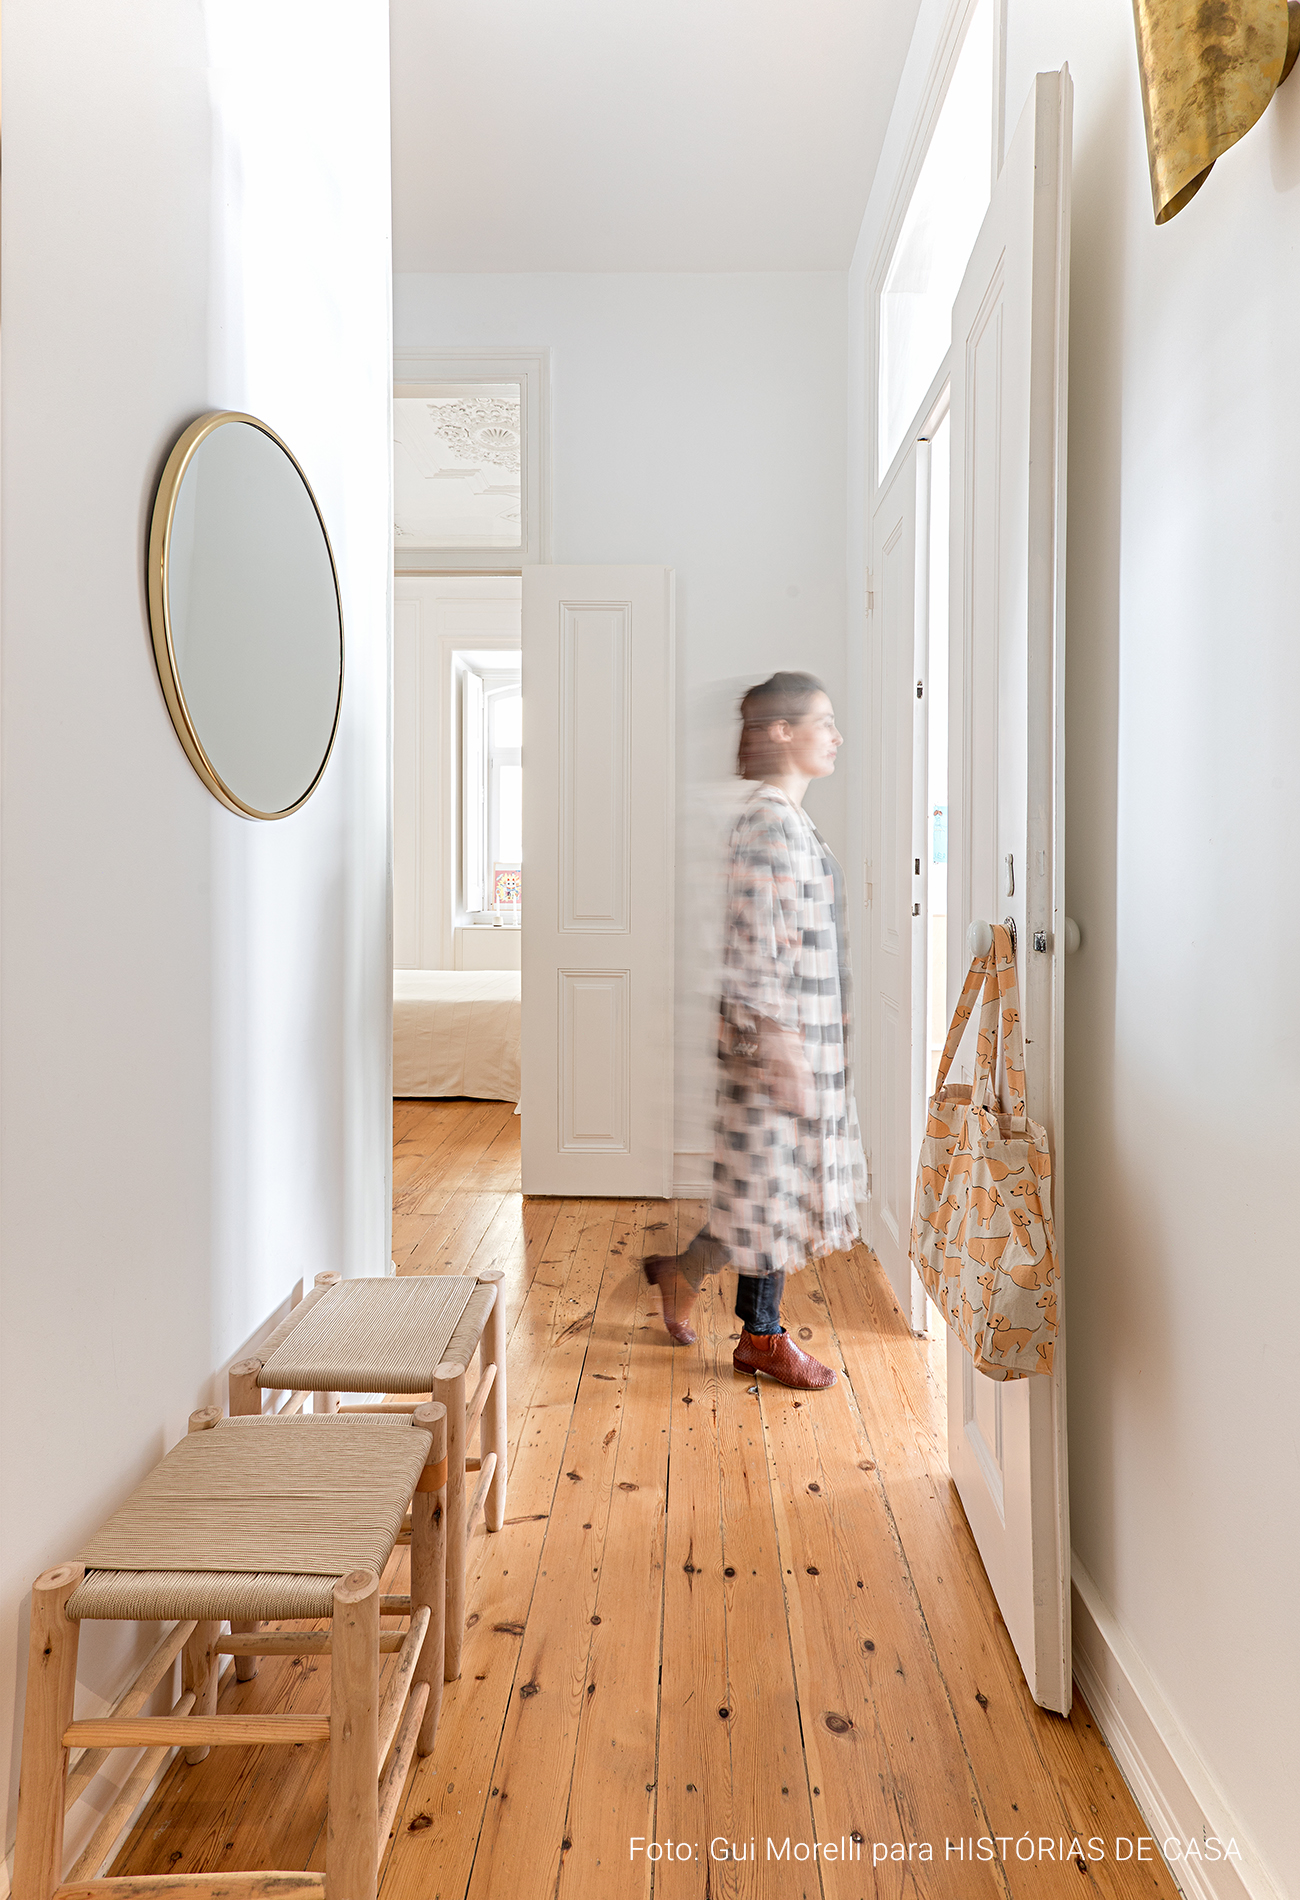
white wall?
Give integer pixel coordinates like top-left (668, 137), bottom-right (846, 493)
top-left (852, 3), bottom-right (1300, 1888)
top-left (395, 274), bottom-right (849, 1172)
top-left (0, 0), bottom-right (393, 1867)
top-left (390, 0), bottom-right (921, 273)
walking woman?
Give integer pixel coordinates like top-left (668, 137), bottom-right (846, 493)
top-left (644, 671), bottom-right (866, 1389)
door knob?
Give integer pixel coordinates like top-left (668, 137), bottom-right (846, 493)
top-left (967, 918), bottom-right (1019, 960)
top-left (966, 919), bottom-right (993, 959)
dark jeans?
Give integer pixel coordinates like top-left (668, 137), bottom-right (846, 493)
top-left (674, 1227), bottom-right (785, 1336)
top-left (734, 1268), bottom-right (784, 1336)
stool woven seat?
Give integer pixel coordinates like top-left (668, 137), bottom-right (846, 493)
top-left (259, 1277), bottom-right (477, 1393)
top-left (73, 1414), bottom-right (428, 1593)
top-left (66, 1569), bottom-right (350, 1624)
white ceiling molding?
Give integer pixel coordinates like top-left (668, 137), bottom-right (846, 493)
top-left (394, 348), bottom-right (552, 573)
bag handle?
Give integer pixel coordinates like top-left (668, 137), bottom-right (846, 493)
top-left (992, 922), bottom-right (1027, 1122)
top-left (971, 923), bottom-right (1027, 1128)
top-left (932, 923), bottom-right (1029, 1129)
top-left (932, 951), bottom-right (995, 1094)
top-left (969, 952), bottom-right (1003, 1108)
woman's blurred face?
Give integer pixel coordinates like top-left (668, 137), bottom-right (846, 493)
top-left (785, 692), bottom-right (842, 778)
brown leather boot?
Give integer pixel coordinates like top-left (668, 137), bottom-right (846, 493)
top-left (642, 1254), bottom-right (698, 1344)
top-left (733, 1327), bottom-right (836, 1389)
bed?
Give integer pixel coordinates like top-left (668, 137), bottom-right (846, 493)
top-left (393, 969), bottom-right (521, 1101)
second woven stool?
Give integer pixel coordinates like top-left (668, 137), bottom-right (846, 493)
top-left (230, 1269), bottom-right (507, 1680)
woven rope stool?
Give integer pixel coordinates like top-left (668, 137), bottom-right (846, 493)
top-left (229, 1270), bottom-right (507, 1683)
top-left (12, 1406), bottom-right (447, 1900)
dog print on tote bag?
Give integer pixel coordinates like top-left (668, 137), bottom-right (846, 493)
top-left (909, 925), bottom-right (1059, 1381)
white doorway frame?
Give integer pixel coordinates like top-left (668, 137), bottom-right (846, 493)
top-left (393, 576), bottom-right (521, 972)
top-left (908, 384), bottom-right (953, 1338)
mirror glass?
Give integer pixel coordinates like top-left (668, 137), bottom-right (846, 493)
top-left (153, 414), bottom-right (343, 817)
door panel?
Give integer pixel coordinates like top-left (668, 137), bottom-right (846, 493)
top-left (559, 968), bottom-right (630, 1151)
top-left (521, 566), bottom-right (675, 1197)
top-left (947, 69), bottom-right (1073, 1713)
top-left (559, 604), bottom-right (630, 931)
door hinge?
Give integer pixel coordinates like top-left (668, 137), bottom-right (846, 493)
top-left (916, 679), bottom-right (924, 699)
top-left (912, 902), bottom-right (921, 917)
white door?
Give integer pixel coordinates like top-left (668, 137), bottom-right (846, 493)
top-left (521, 566), bottom-right (675, 1197)
top-left (867, 449), bottom-right (930, 1300)
top-left (946, 69), bottom-right (1073, 1712)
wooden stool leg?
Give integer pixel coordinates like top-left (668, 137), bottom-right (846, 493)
top-left (13, 1563), bottom-right (83, 1900)
top-left (411, 1404), bottom-right (447, 1755)
top-left (226, 1371), bottom-right (265, 1681)
top-left (230, 1633), bottom-right (259, 1683)
top-left (431, 1357), bottom-right (467, 1681)
top-left (228, 1361), bottom-right (262, 1418)
top-left (181, 1621), bottom-right (221, 1765)
top-left (328, 1568), bottom-right (380, 1900)
top-left (477, 1272), bottom-right (507, 1533)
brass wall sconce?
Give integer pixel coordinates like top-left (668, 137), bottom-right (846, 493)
top-left (1133, 0), bottom-right (1300, 222)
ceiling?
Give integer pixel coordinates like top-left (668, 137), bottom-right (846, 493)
top-left (390, 0), bottom-right (923, 273)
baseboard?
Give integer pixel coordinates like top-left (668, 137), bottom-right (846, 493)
top-left (1071, 1557), bottom-right (1283, 1900)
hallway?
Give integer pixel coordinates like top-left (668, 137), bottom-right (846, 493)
top-left (112, 1101), bottom-right (1168, 1897)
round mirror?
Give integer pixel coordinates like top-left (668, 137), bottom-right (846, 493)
top-left (147, 411), bottom-right (344, 819)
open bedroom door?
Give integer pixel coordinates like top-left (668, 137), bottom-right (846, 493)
top-left (946, 68), bottom-right (1073, 1713)
top-left (520, 566), bottom-right (675, 1197)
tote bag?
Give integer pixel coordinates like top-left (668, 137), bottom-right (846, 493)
top-left (909, 924), bottom-right (1059, 1380)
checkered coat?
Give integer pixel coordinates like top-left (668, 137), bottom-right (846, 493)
top-left (710, 785), bottom-right (867, 1276)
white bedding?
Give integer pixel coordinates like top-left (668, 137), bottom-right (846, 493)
top-left (393, 969), bottom-right (521, 1101)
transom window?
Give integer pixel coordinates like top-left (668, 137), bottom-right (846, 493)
top-left (878, 0), bottom-right (995, 477)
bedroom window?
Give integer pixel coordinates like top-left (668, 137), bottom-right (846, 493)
top-left (487, 685), bottom-right (522, 880)
top-left (460, 656), bottom-right (522, 922)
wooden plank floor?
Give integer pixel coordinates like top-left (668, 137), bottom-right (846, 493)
top-left (112, 1099), bottom-right (1173, 1897)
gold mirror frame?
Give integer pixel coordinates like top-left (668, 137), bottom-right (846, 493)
top-left (147, 410), bottom-right (345, 820)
